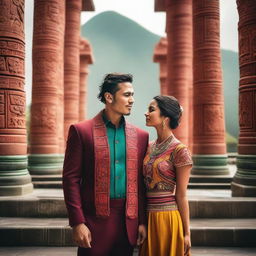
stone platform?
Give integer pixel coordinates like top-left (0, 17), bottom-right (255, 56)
top-left (0, 247), bottom-right (255, 256)
top-left (0, 188), bottom-right (255, 248)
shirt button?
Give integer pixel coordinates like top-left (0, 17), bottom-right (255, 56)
top-left (115, 140), bottom-right (119, 144)
top-left (115, 160), bottom-right (119, 164)
top-left (116, 176), bottom-right (119, 180)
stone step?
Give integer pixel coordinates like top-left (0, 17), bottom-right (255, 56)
top-left (1, 196), bottom-right (255, 218)
top-left (32, 175), bottom-right (62, 182)
top-left (32, 181), bottom-right (62, 189)
top-left (190, 174), bottom-right (232, 183)
top-left (0, 217), bottom-right (255, 246)
top-left (188, 182), bottom-right (230, 189)
top-left (34, 182), bottom-right (232, 189)
top-left (0, 247), bottom-right (255, 256)
top-left (32, 175), bottom-right (62, 188)
top-left (188, 166), bottom-right (236, 189)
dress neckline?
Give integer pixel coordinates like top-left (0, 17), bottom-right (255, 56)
top-left (150, 135), bottom-right (174, 157)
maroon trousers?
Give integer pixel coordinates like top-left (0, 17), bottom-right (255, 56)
top-left (78, 199), bottom-right (134, 256)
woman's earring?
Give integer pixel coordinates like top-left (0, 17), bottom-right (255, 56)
top-left (162, 121), bottom-right (166, 129)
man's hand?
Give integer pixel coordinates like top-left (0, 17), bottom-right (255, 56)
top-left (137, 224), bottom-right (147, 246)
top-left (73, 223), bottom-right (92, 248)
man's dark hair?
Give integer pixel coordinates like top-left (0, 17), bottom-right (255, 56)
top-left (153, 95), bottom-right (183, 129)
top-left (98, 73), bottom-right (133, 103)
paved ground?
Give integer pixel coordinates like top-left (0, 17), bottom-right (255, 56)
top-left (0, 247), bottom-right (256, 256)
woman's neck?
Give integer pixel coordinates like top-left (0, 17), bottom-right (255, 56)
top-left (156, 127), bottom-right (173, 144)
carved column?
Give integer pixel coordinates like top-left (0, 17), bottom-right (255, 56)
top-left (79, 38), bottom-right (93, 121)
top-left (28, 0), bottom-right (65, 182)
top-left (232, 0), bottom-right (256, 196)
top-left (153, 37), bottom-right (168, 95)
top-left (0, 0), bottom-right (33, 195)
top-left (192, 0), bottom-right (228, 175)
top-left (64, 0), bottom-right (82, 139)
top-left (165, 0), bottom-right (192, 146)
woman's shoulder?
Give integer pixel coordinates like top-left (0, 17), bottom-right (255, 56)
top-left (171, 141), bottom-right (193, 168)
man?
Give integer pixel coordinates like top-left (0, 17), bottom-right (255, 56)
top-left (63, 73), bottom-right (149, 256)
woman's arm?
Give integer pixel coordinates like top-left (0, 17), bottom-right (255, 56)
top-left (175, 164), bottom-right (192, 256)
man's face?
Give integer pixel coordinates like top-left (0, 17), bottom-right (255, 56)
top-left (109, 82), bottom-right (135, 116)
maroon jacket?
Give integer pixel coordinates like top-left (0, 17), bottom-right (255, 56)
top-left (62, 112), bottom-right (149, 245)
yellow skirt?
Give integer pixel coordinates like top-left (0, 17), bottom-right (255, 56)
top-left (139, 210), bottom-right (189, 256)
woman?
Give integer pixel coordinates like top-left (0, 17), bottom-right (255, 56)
top-left (140, 95), bottom-right (192, 256)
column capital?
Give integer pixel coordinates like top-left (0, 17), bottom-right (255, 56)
top-left (82, 0), bottom-right (95, 11)
top-left (80, 37), bottom-right (94, 64)
top-left (153, 37), bottom-right (167, 63)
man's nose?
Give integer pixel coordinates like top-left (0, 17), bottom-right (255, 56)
top-left (129, 96), bottom-right (134, 103)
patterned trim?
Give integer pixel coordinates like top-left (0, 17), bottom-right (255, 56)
top-left (147, 203), bottom-right (178, 212)
top-left (125, 123), bottom-right (138, 219)
top-left (146, 191), bottom-right (177, 212)
top-left (93, 112), bottom-right (138, 218)
top-left (93, 112), bottom-right (111, 217)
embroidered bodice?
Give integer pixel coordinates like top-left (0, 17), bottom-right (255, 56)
top-left (143, 135), bottom-right (192, 211)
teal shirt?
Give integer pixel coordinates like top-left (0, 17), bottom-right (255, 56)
top-left (103, 114), bottom-right (126, 199)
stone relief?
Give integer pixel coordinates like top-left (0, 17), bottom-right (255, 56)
top-left (239, 92), bottom-right (253, 129)
top-left (31, 105), bottom-right (57, 132)
top-left (204, 105), bottom-right (224, 134)
top-left (7, 92), bottom-right (25, 129)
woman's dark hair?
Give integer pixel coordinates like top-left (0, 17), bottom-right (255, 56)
top-left (97, 73), bottom-right (133, 103)
top-left (153, 95), bottom-right (183, 129)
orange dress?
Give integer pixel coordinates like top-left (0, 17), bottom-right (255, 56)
top-left (139, 136), bottom-right (192, 256)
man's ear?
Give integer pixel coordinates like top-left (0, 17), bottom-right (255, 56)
top-left (104, 92), bottom-right (113, 104)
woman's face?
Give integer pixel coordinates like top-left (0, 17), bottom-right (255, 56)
top-left (145, 99), bottom-right (165, 127)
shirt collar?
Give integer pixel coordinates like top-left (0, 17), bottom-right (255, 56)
top-left (102, 110), bottom-right (125, 128)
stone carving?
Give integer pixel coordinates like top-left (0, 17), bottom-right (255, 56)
top-left (204, 105), bottom-right (224, 134)
top-left (31, 105), bottom-right (57, 132)
top-left (0, 0), bottom-right (26, 155)
top-left (64, 0), bottom-right (82, 139)
top-left (193, 0), bottom-right (227, 155)
top-left (165, 0), bottom-right (193, 147)
top-left (239, 92), bottom-right (253, 129)
top-left (79, 37), bottom-right (94, 121)
top-left (153, 37), bottom-right (168, 95)
top-left (232, 0), bottom-right (256, 196)
top-left (29, 0), bottom-right (65, 155)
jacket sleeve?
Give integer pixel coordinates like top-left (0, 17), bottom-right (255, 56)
top-left (138, 131), bottom-right (149, 225)
top-left (62, 125), bottom-right (86, 227)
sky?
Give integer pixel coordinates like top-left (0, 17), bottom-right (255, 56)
top-left (24, 0), bottom-right (239, 104)
top-left (81, 0), bottom-right (239, 52)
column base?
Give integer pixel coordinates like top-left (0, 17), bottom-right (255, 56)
top-left (0, 182), bottom-right (33, 196)
top-left (192, 154), bottom-right (229, 175)
top-left (28, 154), bottom-right (64, 175)
top-left (0, 156), bottom-right (33, 196)
top-left (231, 155), bottom-right (256, 197)
top-left (28, 154), bottom-right (64, 188)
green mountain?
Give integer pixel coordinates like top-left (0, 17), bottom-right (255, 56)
top-left (81, 11), bottom-right (239, 140)
top-left (221, 49), bottom-right (239, 138)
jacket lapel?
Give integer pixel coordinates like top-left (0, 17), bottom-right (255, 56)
top-left (93, 111), bottom-right (138, 219)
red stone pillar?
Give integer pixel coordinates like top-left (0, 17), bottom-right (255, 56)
top-left (28, 0), bottom-right (65, 182)
top-left (79, 38), bottom-right (94, 121)
top-left (192, 0), bottom-right (228, 175)
top-left (64, 0), bottom-right (82, 139)
top-left (231, 0), bottom-right (256, 196)
top-left (0, 0), bottom-right (33, 195)
top-left (164, 0), bottom-right (193, 147)
top-left (153, 37), bottom-right (168, 95)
